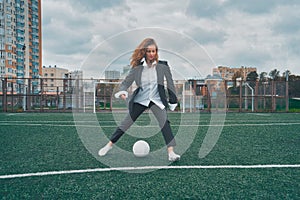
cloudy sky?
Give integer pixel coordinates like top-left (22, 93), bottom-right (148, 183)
top-left (42, 0), bottom-right (300, 79)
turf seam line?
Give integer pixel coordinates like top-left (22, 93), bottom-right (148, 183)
top-left (1, 164), bottom-right (300, 179)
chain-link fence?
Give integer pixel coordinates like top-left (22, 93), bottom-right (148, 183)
top-left (0, 77), bottom-right (298, 113)
top-left (225, 80), bottom-right (289, 112)
top-left (0, 77), bottom-right (77, 112)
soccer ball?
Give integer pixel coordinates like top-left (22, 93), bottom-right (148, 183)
top-left (132, 140), bottom-right (150, 157)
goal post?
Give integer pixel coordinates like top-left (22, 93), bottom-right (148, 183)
top-left (93, 81), bottom-right (121, 113)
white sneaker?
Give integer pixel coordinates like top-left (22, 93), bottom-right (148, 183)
top-left (168, 152), bottom-right (180, 162)
top-left (98, 144), bottom-right (112, 156)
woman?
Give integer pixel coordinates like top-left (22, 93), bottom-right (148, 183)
top-left (99, 38), bottom-right (180, 161)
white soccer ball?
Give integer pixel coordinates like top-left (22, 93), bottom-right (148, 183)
top-left (132, 140), bottom-right (150, 157)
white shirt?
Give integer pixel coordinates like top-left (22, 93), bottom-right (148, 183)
top-left (133, 59), bottom-right (165, 109)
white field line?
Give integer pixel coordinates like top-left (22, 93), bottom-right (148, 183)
top-left (0, 122), bottom-right (300, 128)
top-left (1, 119), bottom-right (300, 123)
top-left (1, 164), bottom-right (300, 179)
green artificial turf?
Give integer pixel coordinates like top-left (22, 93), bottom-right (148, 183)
top-left (0, 112), bottom-right (299, 199)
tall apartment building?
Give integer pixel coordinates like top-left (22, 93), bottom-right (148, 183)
top-left (0, 0), bottom-right (42, 93)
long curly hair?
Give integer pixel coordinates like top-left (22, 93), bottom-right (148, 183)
top-left (130, 38), bottom-right (159, 68)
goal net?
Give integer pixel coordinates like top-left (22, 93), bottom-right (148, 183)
top-left (78, 80), bottom-right (202, 113)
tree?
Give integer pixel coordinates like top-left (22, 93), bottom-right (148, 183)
top-left (232, 70), bottom-right (243, 87)
top-left (259, 72), bottom-right (268, 82)
top-left (246, 71), bottom-right (258, 88)
top-left (282, 70), bottom-right (291, 81)
top-left (246, 71), bottom-right (258, 81)
top-left (269, 69), bottom-right (280, 80)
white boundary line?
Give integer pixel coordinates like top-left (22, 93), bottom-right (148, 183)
top-left (1, 119), bottom-right (300, 123)
top-left (1, 164), bottom-right (300, 179)
top-left (1, 122), bottom-right (300, 128)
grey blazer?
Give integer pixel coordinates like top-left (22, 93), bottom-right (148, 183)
top-left (118, 60), bottom-right (178, 113)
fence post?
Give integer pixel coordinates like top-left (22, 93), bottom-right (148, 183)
top-left (40, 78), bottom-right (43, 112)
top-left (75, 78), bottom-right (79, 112)
top-left (271, 80), bottom-right (276, 112)
top-left (286, 77), bottom-right (289, 112)
top-left (224, 80), bottom-right (228, 112)
top-left (239, 80), bottom-right (242, 112)
top-left (63, 78), bottom-right (67, 111)
top-left (207, 86), bottom-right (211, 112)
top-left (56, 86), bottom-right (59, 110)
top-left (2, 78), bottom-right (7, 112)
top-left (27, 78), bottom-right (31, 111)
top-left (255, 80), bottom-right (259, 112)
top-left (11, 82), bottom-right (14, 112)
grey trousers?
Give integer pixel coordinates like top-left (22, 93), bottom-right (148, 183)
top-left (110, 102), bottom-right (176, 147)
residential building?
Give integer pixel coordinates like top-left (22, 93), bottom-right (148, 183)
top-left (122, 65), bottom-right (130, 75)
top-left (213, 66), bottom-right (257, 80)
top-left (67, 69), bottom-right (83, 92)
top-left (105, 70), bottom-right (120, 80)
top-left (42, 65), bottom-right (68, 92)
top-left (0, 0), bottom-right (42, 93)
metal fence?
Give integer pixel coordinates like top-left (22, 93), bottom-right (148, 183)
top-left (0, 77), bottom-right (295, 113)
top-left (225, 80), bottom-right (289, 112)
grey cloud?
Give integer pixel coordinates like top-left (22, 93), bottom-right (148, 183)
top-left (272, 7), bottom-right (300, 34)
top-left (188, 26), bottom-right (227, 45)
top-left (287, 38), bottom-right (300, 57)
top-left (44, 32), bottom-right (92, 55)
top-left (233, 49), bottom-right (272, 68)
top-left (226, 0), bottom-right (279, 14)
top-left (43, 22), bottom-right (93, 55)
top-left (186, 0), bottom-right (300, 18)
top-left (228, 0), bottom-right (300, 14)
top-left (42, 0), bottom-right (300, 76)
top-left (42, 1), bottom-right (99, 57)
top-left (270, 5), bottom-right (300, 58)
top-left (70, 0), bottom-right (125, 12)
top-left (186, 0), bottom-right (224, 18)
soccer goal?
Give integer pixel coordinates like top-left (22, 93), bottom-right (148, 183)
top-left (90, 80), bottom-right (199, 113)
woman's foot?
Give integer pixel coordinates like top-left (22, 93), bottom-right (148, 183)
top-left (98, 142), bottom-right (113, 156)
top-left (168, 151), bottom-right (180, 161)
top-left (167, 146), bottom-right (180, 161)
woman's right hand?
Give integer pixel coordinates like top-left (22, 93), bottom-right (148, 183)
top-left (120, 94), bottom-right (127, 100)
